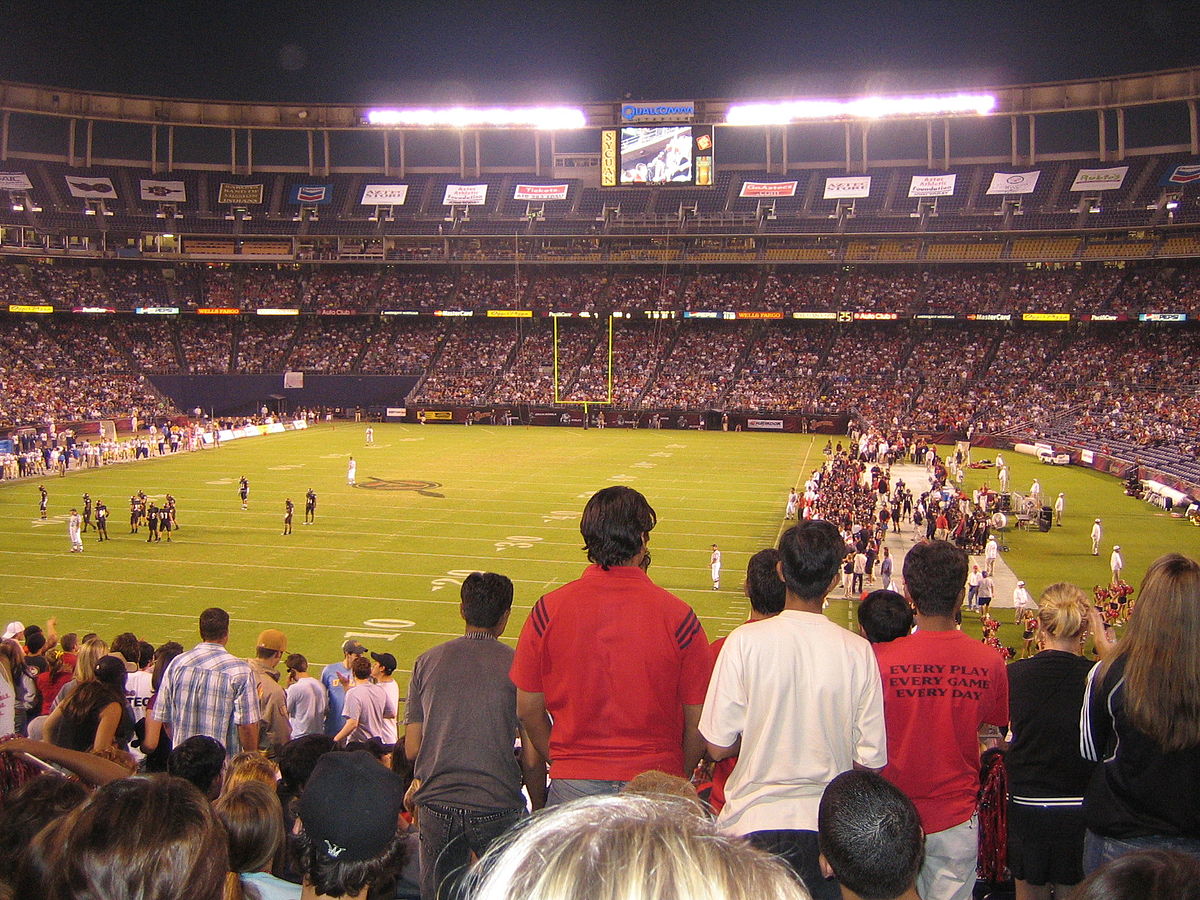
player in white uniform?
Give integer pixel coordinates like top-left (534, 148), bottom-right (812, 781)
top-left (984, 536), bottom-right (999, 576)
top-left (710, 544), bottom-right (722, 590)
top-left (365, 426), bottom-right (374, 446)
top-left (347, 456), bottom-right (357, 486)
top-left (785, 489), bottom-right (799, 520)
top-left (1053, 492), bottom-right (1065, 526)
top-left (1091, 518), bottom-right (1103, 555)
top-left (68, 508), bottom-right (83, 553)
top-left (1110, 545), bottom-right (1124, 584)
top-left (1012, 580), bottom-right (1035, 624)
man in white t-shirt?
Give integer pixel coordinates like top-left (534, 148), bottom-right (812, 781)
top-left (1091, 518), bottom-right (1103, 556)
top-left (1053, 492), bottom-right (1065, 526)
top-left (984, 536), bottom-right (999, 576)
top-left (1012, 581), bottom-right (1035, 624)
top-left (284, 653), bottom-right (328, 738)
top-left (334, 655), bottom-right (395, 745)
top-left (1110, 545), bottom-right (1124, 584)
top-left (347, 456), bottom-right (357, 486)
top-left (370, 651), bottom-right (401, 748)
top-left (710, 544), bottom-right (722, 591)
top-left (701, 519), bottom-right (886, 900)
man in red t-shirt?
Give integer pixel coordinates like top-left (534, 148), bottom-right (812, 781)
top-left (874, 540), bottom-right (1008, 900)
top-left (511, 485), bottom-right (712, 807)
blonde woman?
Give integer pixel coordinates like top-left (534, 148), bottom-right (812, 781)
top-left (50, 637), bottom-right (109, 712)
top-left (1005, 583), bottom-right (1098, 900)
top-left (1081, 553), bottom-right (1200, 872)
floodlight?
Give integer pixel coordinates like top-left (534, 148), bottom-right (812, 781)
top-left (726, 93), bottom-right (996, 125)
top-left (11, 203), bottom-right (23, 212)
top-left (366, 106), bottom-right (587, 130)
top-left (1166, 201), bottom-right (1180, 210)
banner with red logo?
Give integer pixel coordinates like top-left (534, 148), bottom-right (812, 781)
top-left (739, 181), bottom-right (798, 198)
top-left (513, 184), bottom-right (569, 200)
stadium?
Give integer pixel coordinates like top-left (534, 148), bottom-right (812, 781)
top-left (1, 5), bottom-right (1200, 899)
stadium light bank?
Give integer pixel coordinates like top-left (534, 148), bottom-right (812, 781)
top-left (365, 106), bottom-right (586, 129)
top-left (725, 93), bottom-right (996, 125)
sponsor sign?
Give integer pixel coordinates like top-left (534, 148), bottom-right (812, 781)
top-left (65, 176), bottom-right (116, 199)
top-left (139, 179), bottom-right (187, 201)
top-left (442, 183), bottom-right (488, 206)
top-left (513, 184), bottom-right (569, 200)
top-left (360, 184), bottom-right (410, 204)
top-left (620, 102), bottom-right (695, 123)
top-left (1163, 164), bottom-right (1200, 185)
top-left (747, 419), bottom-right (785, 431)
top-left (966, 313), bottom-right (1013, 322)
top-left (908, 174), bottom-right (957, 198)
top-left (317, 309), bottom-right (358, 316)
top-left (735, 311), bottom-right (785, 320)
top-left (386, 408), bottom-right (406, 418)
top-left (218, 183), bottom-right (264, 205)
top-left (739, 180), bottom-right (798, 198)
top-left (1081, 450), bottom-right (1095, 464)
top-left (1070, 166), bottom-right (1128, 191)
top-left (792, 311), bottom-right (838, 320)
top-left (196, 307), bottom-right (240, 315)
top-left (683, 311), bottom-right (735, 319)
top-left (986, 171), bottom-right (1041, 195)
top-left (600, 129), bottom-right (619, 187)
top-left (0, 172), bottom-right (33, 190)
top-left (8, 304), bottom-right (53, 314)
top-left (1083, 313), bottom-right (1126, 322)
top-left (135, 306), bottom-right (179, 315)
top-left (1022, 312), bottom-right (1071, 322)
top-left (549, 311), bottom-right (577, 318)
top-left (434, 310), bottom-right (474, 317)
top-left (288, 184), bottom-right (333, 205)
top-left (1139, 312), bottom-right (1187, 322)
top-left (256, 308), bottom-right (300, 316)
top-left (913, 313), bottom-right (957, 320)
top-left (381, 310), bottom-right (421, 317)
top-left (424, 410), bottom-right (454, 421)
top-left (283, 372), bottom-right (304, 389)
top-left (824, 176), bottom-right (871, 199)
top-left (72, 307), bottom-right (116, 314)
top-left (853, 311), bottom-right (899, 320)
top-left (486, 310), bottom-right (533, 318)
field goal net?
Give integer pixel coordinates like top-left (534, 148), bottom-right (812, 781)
top-left (552, 315), bottom-right (614, 410)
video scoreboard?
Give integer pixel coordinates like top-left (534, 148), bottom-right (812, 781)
top-left (600, 125), bottom-right (715, 187)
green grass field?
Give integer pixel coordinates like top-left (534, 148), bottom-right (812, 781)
top-left (1, 424), bottom-right (1195, 690)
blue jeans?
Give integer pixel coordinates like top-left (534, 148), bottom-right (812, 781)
top-left (1083, 829), bottom-right (1200, 874)
top-left (546, 778), bottom-right (626, 807)
top-left (418, 801), bottom-right (524, 900)
top-left (747, 829), bottom-right (841, 900)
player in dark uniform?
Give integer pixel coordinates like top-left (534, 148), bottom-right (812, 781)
top-left (283, 498), bottom-right (294, 535)
top-left (239, 476), bottom-right (249, 510)
top-left (165, 493), bottom-right (177, 531)
top-left (146, 503), bottom-right (160, 542)
top-left (158, 503), bottom-right (173, 543)
top-left (81, 492), bottom-right (92, 532)
top-left (304, 488), bottom-right (316, 524)
top-left (95, 500), bottom-right (109, 541)
top-left (129, 495), bottom-right (142, 533)
top-left (38, 485), bottom-right (48, 519)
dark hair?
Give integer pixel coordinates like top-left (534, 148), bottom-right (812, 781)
top-left (295, 825), bottom-right (407, 898)
top-left (858, 591), bottom-right (914, 644)
top-left (25, 630), bottom-right (46, 655)
top-left (461, 572), bottom-right (515, 629)
top-left (151, 641), bottom-right (185, 692)
top-left (43, 775), bottom-right (229, 900)
top-left (198, 608), bottom-right (229, 643)
top-left (61, 633), bottom-right (79, 653)
top-left (745, 548), bottom-right (786, 616)
top-left (285, 653), bottom-right (309, 674)
top-left (168, 735), bottom-right (227, 799)
top-left (818, 770), bottom-right (924, 900)
top-left (580, 486), bottom-right (656, 569)
top-left (277, 734), bottom-right (338, 795)
top-left (110, 632), bottom-right (139, 663)
top-left (902, 540), bottom-right (968, 617)
top-left (136, 640), bottom-right (155, 669)
top-left (0, 774), bottom-right (88, 876)
top-left (94, 654), bottom-right (128, 693)
top-left (350, 655), bottom-right (372, 679)
top-left (214, 780), bottom-right (284, 875)
top-left (1074, 849), bottom-right (1200, 900)
top-left (778, 520), bottom-right (845, 600)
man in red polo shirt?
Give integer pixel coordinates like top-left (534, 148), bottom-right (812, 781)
top-left (512, 485), bottom-right (712, 806)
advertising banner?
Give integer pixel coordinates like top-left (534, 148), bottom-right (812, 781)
top-left (747, 419), bottom-right (785, 431)
top-left (288, 184), bottom-right (333, 205)
top-left (0, 172), bottom-right (33, 190)
top-left (908, 174), bottom-right (957, 197)
top-left (823, 176), bottom-right (871, 199)
top-left (442, 183), bottom-right (488, 205)
top-left (513, 184), bottom-right (569, 200)
top-left (739, 181), bottom-right (798, 198)
top-left (1070, 166), bottom-right (1128, 191)
top-left (65, 176), bottom-right (117, 199)
top-left (360, 184), bottom-right (409, 204)
top-left (620, 102), bottom-right (695, 123)
top-left (218, 183), bottom-right (264, 205)
top-left (139, 179), bottom-right (187, 201)
top-left (986, 171), bottom-right (1041, 195)
top-left (1163, 163), bottom-right (1200, 185)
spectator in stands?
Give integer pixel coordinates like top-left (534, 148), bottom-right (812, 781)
top-left (214, 780), bottom-right (297, 900)
top-left (45, 654), bottom-right (134, 757)
top-left (1081, 553), bottom-right (1200, 871)
top-left (321, 639), bottom-right (366, 737)
top-left (511, 485), bottom-right (712, 805)
top-left (284, 652), bottom-right (328, 738)
top-left (168, 734), bottom-right (228, 800)
top-left (246, 628), bottom-right (292, 757)
top-left (857, 589), bottom-right (914, 644)
top-left (333, 655), bottom-right (395, 746)
top-left (701, 519), bottom-right (886, 899)
top-left (1074, 849), bottom-right (1200, 900)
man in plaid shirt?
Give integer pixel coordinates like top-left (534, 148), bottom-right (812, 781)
top-left (154, 607), bottom-right (259, 757)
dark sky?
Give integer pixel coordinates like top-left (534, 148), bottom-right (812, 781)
top-left (3, 0), bottom-right (1199, 105)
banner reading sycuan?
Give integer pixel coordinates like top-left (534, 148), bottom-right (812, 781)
top-left (140, 179), bottom-right (187, 202)
top-left (360, 184), bottom-right (409, 205)
top-left (65, 176), bottom-right (117, 199)
top-left (513, 184), bottom-right (569, 201)
top-left (824, 176), bottom-right (871, 199)
top-left (740, 181), bottom-right (798, 198)
top-left (218, 183), bottom-right (264, 205)
top-left (0, 172), bottom-right (34, 191)
top-left (443, 184), bottom-right (488, 206)
top-left (1070, 166), bottom-right (1128, 191)
top-left (986, 171), bottom-right (1041, 195)
top-left (909, 174), bottom-right (957, 197)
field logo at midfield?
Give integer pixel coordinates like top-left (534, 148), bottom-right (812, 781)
top-left (359, 477), bottom-right (444, 498)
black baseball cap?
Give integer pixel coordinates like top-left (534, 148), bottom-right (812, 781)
top-left (370, 651), bottom-right (397, 674)
top-left (298, 751), bottom-right (405, 862)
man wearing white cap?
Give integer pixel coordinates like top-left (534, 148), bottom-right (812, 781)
top-left (1110, 546), bottom-right (1124, 584)
top-left (1054, 493), bottom-right (1065, 526)
top-left (1091, 519), bottom-right (1103, 556)
top-left (1012, 581), bottom-right (1035, 624)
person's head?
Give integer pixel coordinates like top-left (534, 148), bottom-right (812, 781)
top-left (198, 608), bottom-right (229, 644)
top-left (61, 632), bottom-right (79, 654)
top-left (818, 770), bottom-right (924, 900)
top-left (296, 751), bottom-right (407, 897)
top-left (1074, 848), bottom-right (1200, 900)
top-left (370, 652), bottom-right (397, 679)
top-left (151, 641), bottom-right (185, 692)
top-left (350, 655), bottom-right (372, 680)
top-left (223, 751), bottom-right (279, 794)
top-left (1035, 583), bottom-right (1089, 643)
top-left (902, 540), bottom-right (968, 618)
top-left (214, 780), bottom-right (284, 876)
top-left (277, 734), bottom-right (338, 795)
top-left (620, 770), bottom-right (707, 816)
top-left (745, 548), bottom-right (786, 617)
top-left (778, 520), bottom-right (845, 602)
top-left (40, 774), bottom-right (229, 900)
top-left (136, 640), bottom-right (155, 670)
top-left (460, 571), bottom-right (515, 631)
top-left (254, 628), bottom-right (287, 665)
top-left (110, 632), bottom-right (139, 665)
top-left (168, 736), bottom-right (227, 800)
top-left (24, 630), bottom-right (46, 656)
top-left (1107, 553), bottom-right (1200, 752)
top-left (857, 590), bottom-right (914, 644)
top-left (580, 486), bottom-right (657, 569)
top-left (342, 639), bottom-right (367, 664)
top-left (468, 794), bottom-right (811, 900)
top-left (0, 774), bottom-right (88, 877)
top-left (94, 654), bottom-right (128, 696)
top-left (285, 653), bottom-right (309, 677)
top-left (73, 638), bottom-right (109, 683)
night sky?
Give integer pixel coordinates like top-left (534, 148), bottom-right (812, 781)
top-left (2, 0), bottom-right (1199, 105)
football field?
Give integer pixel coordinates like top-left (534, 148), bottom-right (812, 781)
top-left (1, 423), bottom-right (1194, 689)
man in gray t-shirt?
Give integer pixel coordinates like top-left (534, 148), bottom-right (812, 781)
top-left (334, 655), bottom-right (395, 744)
top-left (405, 572), bottom-right (547, 900)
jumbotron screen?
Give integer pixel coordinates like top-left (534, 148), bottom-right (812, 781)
top-left (601, 126), bottom-right (714, 187)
